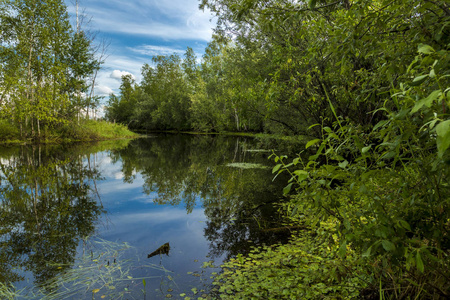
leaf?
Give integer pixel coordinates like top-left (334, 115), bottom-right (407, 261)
top-left (309, 0), bottom-right (317, 9)
top-left (338, 241), bottom-right (347, 258)
top-left (283, 183), bottom-right (293, 195)
top-left (436, 120), bottom-right (450, 157)
top-left (305, 139), bottom-right (321, 149)
top-left (373, 120), bottom-right (389, 131)
top-left (381, 240), bottom-right (396, 251)
top-left (272, 164), bottom-right (282, 173)
top-left (362, 246), bottom-right (372, 257)
top-left (92, 289), bottom-right (101, 294)
top-left (416, 251), bottom-right (424, 273)
top-left (293, 170), bottom-right (308, 182)
top-left (338, 160), bottom-right (348, 169)
top-left (418, 44), bottom-right (435, 54)
top-left (410, 90), bottom-right (441, 114)
top-left (399, 220), bottom-right (411, 231)
top-left (362, 145), bottom-right (372, 154)
top-left (409, 74), bottom-right (428, 86)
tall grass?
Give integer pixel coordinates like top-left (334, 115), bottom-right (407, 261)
top-left (1, 239), bottom-right (169, 300)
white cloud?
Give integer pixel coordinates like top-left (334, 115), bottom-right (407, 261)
top-left (66, 0), bottom-right (215, 41)
top-left (128, 45), bottom-right (185, 57)
top-left (110, 70), bottom-right (136, 81)
top-left (96, 85), bottom-right (114, 95)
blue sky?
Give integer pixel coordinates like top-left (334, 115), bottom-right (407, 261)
top-left (64, 0), bottom-right (216, 100)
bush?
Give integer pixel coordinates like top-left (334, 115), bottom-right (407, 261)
top-left (0, 120), bottom-right (20, 141)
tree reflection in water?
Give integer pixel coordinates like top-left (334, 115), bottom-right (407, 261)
top-left (109, 134), bottom-right (291, 261)
top-left (0, 145), bottom-right (104, 287)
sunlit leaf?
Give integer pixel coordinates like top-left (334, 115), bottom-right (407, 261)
top-left (436, 120), bottom-right (450, 157)
top-left (418, 44), bottom-right (435, 54)
top-left (305, 139), bottom-right (321, 149)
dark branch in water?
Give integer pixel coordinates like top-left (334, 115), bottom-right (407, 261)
top-left (147, 242), bottom-right (170, 258)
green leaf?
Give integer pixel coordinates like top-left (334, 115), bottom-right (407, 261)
top-left (416, 251), bottom-right (424, 273)
top-left (409, 74), bottom-right (428, 86)
top-left (362, 145), bottom-right (372, 154)
top-left (305, 139), bottom-right (321, 149)
top-left (338, 241), bottom-right (347, 258)
top-left (399, 220), bottom-right (411, 231)
top-left (382, 240), bottom-right (396, 251)
top-left (272, 164), bottom-right (282, 173)
top-left (338, 160), bottom-right (348, 169)
top-left (373, 120), bottom-right (389, 131)
top-left (418, 44), bottom-right (435, 54)
top-left (293, 170), bottom-right (308, 182)
top-left (436, 120), bottom-right (450, 157)
top-left (362, 246), bottom-right (372, 257)
top-left (410, 90), bottom-right (441, 114)
top-left (309, 0), bottom-right (317, 9)
top-left (283, 183), bottom-right (293, 195)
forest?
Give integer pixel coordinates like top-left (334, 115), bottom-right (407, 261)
top-left (0, 0), bottom-right (134, 142)
top-left (1, 0), bottom-right (450, 298)
top-left (106, 0), bottom-right (450, 298)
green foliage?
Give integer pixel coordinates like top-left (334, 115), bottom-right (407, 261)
top-left (56, 119), bottom-right (138, 142)
top-left (269, 45), bottom-right (450, 298)
top-left (0, 119), bottom-right (19, 141)
top-left (0, 0), bottom-right (102, 140)
top-left (213, 222), bottom-right (368, 299)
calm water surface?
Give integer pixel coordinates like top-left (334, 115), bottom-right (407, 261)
top-left (0, 134), bottom-right (290, 299)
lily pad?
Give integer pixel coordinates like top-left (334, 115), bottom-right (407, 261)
top-left (226, 163), bottom-right (270, 170)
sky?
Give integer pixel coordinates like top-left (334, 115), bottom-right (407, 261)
top-left (63, 0), bottom-right (216, 101)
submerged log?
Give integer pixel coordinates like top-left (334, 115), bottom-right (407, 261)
top-left (147, 242), bottom-right (170, 258)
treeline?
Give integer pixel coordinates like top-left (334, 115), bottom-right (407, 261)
top-left (107, 0), bottom-right (450, 298)
top-left (0, 0), bottom-right (102, 141)
top-left (105, 0), bottom-right (449, 135)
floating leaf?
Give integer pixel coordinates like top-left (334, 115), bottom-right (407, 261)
top-left (227, 163), bottom-right (270, 170)
top-left (92, 289), bottom-right (100, 294)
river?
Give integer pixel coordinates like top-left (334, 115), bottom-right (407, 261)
top-left (0, 134), bottom-right (290, 299)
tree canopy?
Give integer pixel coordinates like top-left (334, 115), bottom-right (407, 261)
top-left (0, 0), bottom-right (102, 140)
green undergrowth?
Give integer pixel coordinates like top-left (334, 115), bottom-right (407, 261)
top-left (212, 221), bottom-right (369, 299)
top-left (56, 120), bottom-right (139, 142)
top-left (0, 119), bottom-right (139, 144)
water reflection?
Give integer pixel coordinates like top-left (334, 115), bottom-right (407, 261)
top-left (109, 135), bottom-right (290, 260)
top-left (0, 145), bottom-right (104, 288)
top-left (0, 135), bottom-right (290, 298)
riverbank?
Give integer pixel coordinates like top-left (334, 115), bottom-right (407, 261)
top-left (0, 119), bottom-right (139, 145)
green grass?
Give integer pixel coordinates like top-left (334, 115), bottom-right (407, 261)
top-left (0, 119), bottom-right (139, 145)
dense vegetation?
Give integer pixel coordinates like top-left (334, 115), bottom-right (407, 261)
top-left (1, 0), bottom-right (449, 298)
top-left (106, 0), bottom-right (450, 298)
top-left (0, 0), bottom-right (135, 142)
